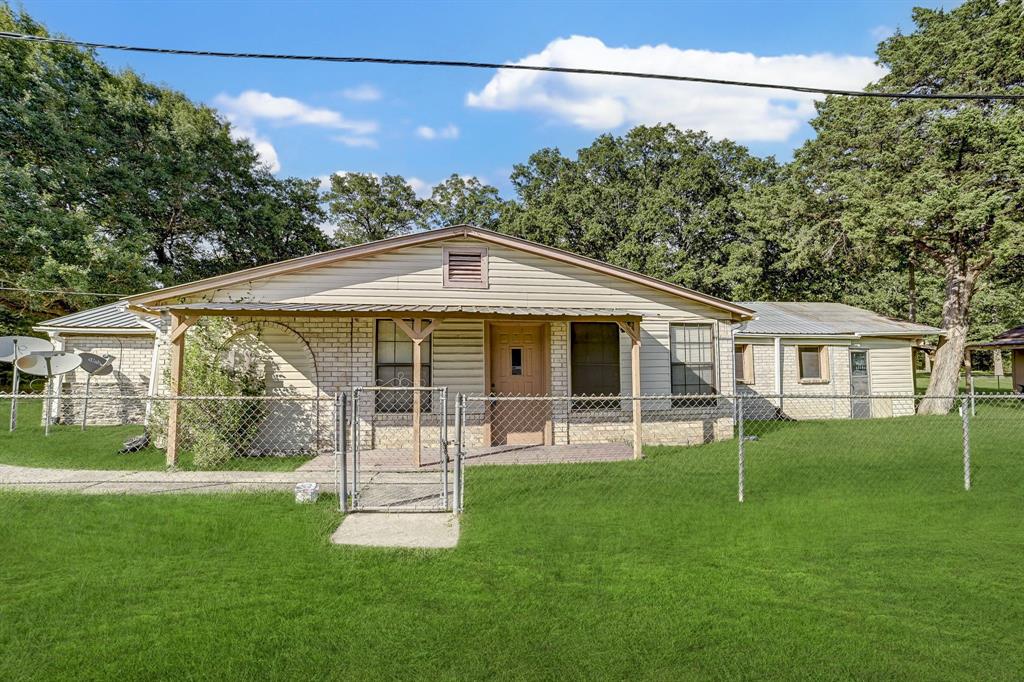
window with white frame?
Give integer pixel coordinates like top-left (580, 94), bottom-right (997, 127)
top-left (670, 324), bottom-right (716, 397)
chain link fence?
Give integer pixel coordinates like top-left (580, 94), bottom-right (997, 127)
top-left (2, 391), bottom-right (1021, 512)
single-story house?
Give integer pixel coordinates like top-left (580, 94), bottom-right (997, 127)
top-left (33, 225), bottom-right (942, 462)
top-left (34, 302), bottom-right (162, 424)
top-left (732, 302), bottom-right (942, 419)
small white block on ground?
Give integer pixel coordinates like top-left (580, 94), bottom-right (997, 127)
top-left (331, 513), bottom-right (459, 549)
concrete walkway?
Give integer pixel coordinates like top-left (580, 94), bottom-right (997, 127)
top-left (0, 463), bottom-right (340, 495)
top-left (330, 513), bottom-right (459, 548)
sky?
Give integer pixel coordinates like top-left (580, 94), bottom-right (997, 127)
top-left (21, 0), bottom-right (951, 196)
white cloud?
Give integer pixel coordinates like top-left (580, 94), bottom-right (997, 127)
top-left (415, 123), bottom-right (460, 140)
top-left (227, 123), bottom-right (281, 173)
top-left (214, 90), bottom-right (378, 134)
top-left (871, 25), bottom-right (896, 41)
top-left (407, 177), bottom-right (432, 198)
top-left (342, 84), bottom-right (382, 101)
top-left (333, 135), bottom-right (379, 149)
top-left (466, 36), bottom-right (886, 142)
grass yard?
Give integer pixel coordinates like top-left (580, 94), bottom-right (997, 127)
top-left (916, 371), bottom-right (1018, 394)
top-left (0, 399), bottom-right (310, 471)
top-left (1, 410), bottom-right (1021, 680)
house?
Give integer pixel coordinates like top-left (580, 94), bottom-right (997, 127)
top-left (733, 302), bottom-right (942, 419)
top-left (33, 302), bottom-right (162, 424)
top-left (33, 225), bottom-right (942, 463)
top-left (968, 325), bottom-right (1024, 392)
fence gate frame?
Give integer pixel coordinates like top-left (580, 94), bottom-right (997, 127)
top-left (341, 386), bottom-right (458, 512)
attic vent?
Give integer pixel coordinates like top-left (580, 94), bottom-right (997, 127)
top-left (443, 246), bottom-right (488, 289)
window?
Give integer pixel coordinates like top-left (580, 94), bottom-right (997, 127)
top-left (570, 322), bottom-right (621, 399)
top-left (671, 324), bottom-right (716, 397)
top-left (510, 348), bottom-right (523, 375)
top-left (734, 344), bottom-right (753, 384)
top-left (375, 320), bottom-right (431, 412)
top-left (443, 246), bottom-right (488, 288)
top-left (798, 345), bottom-right (828, 382)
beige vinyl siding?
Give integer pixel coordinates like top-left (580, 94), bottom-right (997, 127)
top-left (255, 324), bottom-right (318, 396)
top-left (431, 320), bottom-right (485, 395)
top-left (863, 339), bottom-right (915, 394)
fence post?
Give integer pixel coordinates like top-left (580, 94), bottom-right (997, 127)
top-left (351, 388), bottom-right (360, 508)
top-left (453, 393), bottom-right (464, 513)
top-left (961, 397), bottom-right (971, 491)
top-left (737, 394), bottom-right (745, 503)
top-left (337, 392), bottom-right (349, 513)
top-left (441, 387), bottom-right (449, 510)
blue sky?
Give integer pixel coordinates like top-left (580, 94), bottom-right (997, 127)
top-left (23, 0), bottom-right (949, 196)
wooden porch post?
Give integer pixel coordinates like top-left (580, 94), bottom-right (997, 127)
top-left (618, 320), bottom-right (643, 460)
top-left (391, 317), bottom-right (439, 468)
top-left (165, 313), bottom-right (193, 468)
top-left (412, 318), bottom-right (423, 467)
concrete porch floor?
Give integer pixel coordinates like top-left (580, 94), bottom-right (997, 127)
top-left (297, 442), bottom-right (634, 473)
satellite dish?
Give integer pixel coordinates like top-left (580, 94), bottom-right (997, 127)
top-left (16, 351), bottom-right (83, 376)
top-left (1, 335), bottom-right (55, 432)
top-left (0, 335), bottom-right (53, 363)
top-left (79, 352), bottom-right (115, 377)
top-left (15, 351), bottom-right (82, 436)
top-left (77, 352), bottom-right (116, 430)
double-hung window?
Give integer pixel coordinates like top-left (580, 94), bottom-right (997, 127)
top-left (670, 324), bottom-right (716, 404)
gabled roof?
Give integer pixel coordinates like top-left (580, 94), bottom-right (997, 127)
top-left (125, 225), bottom-right (754, 319)
top-left (736, 302), bottom-right (943, 337)
top-left (34, 302), bottom-right (155, 335)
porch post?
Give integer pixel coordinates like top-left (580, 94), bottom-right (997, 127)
top-left (630, 322), bottom-right (642, 460)
top-left (392, 317), bottom-right (438, 468)
top-left (617, 319), bottom-right (643, 460)
top-left (165, 312), bottom-right (193, 468)
top-left (412, 318), bottom-right (423, 467)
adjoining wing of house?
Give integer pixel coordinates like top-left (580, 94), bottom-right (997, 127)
top-left (733, 302), bottom-right (943, 418)
top-left (33, 225), bottom-right (944, 452)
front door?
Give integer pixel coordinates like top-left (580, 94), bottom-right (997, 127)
top-left (489, 323), bottom-right (550, 445)
top-left (850, 349), bottom-right (870, 418)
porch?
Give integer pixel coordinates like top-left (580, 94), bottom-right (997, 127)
top-left (144, 301), bottom-right (646, 467)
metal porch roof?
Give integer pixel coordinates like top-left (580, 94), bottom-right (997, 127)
top-left (149, 302), bottom-right (643, 318)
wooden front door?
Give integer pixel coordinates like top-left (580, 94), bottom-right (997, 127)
top-left (489, 323), bottom-right (550, 446)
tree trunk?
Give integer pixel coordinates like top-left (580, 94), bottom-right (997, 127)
top-left (918, 262), bottom-right (977, 415)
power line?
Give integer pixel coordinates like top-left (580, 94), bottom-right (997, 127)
top-left (2, 31), bottom-right (1021, 101)
top-left (0, 286), bottom-right (126, 298)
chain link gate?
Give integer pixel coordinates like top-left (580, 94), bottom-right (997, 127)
top-left (340, 386), bottom-right (458, 512)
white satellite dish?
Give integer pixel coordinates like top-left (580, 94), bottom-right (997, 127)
top-left (77, 352), bottom-right (115, 430)
top-left (16, 351), bottom-right (82, 376)
top-left (16, 351), bottom-right (82, 436)
top-left (0, 335), bottom-right (54, 431)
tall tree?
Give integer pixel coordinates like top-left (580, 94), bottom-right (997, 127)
top-left (0, 5), bottom-right (328, 332)
top-left (503, 125), bottom-right (778, 298)
top-left (420, 174), bottom-right (505, 230)
top-left (323, 173), bottom-right (420, 245)
top-left (781, 0), bottom-right (1024, 412)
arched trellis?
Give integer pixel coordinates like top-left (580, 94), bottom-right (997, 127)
top-left (216, 320), bottom-right (324, 452)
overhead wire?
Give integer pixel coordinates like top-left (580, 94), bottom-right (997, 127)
top-left (1, 31), bottom-right (1022, 101)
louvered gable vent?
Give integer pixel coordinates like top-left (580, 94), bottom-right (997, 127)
top-left (443, 246), bottom-right (488, 288)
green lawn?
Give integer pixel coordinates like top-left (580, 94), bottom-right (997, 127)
top-left (0, 399), bottom-right (310, 471)
top-left (916, 371), bottom-right (1018, 394)
top-left (1, 410), bottom-right (1021, 680)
